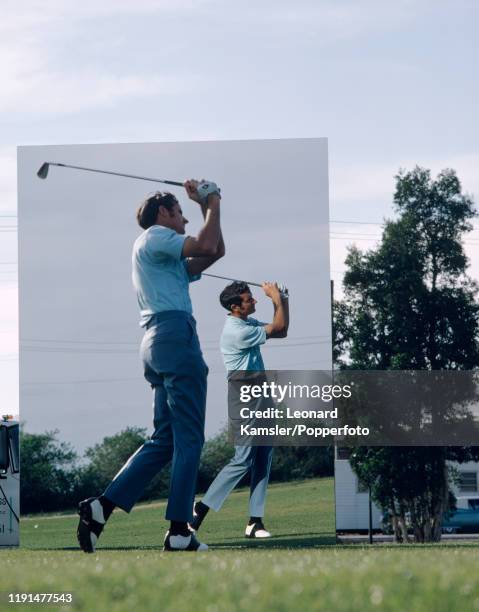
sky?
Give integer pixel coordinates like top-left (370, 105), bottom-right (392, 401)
top-left (1, 1), bottom-right (479, 451)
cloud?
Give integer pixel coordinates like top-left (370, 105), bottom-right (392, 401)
top-left (0, 0), bottom-right (422, 28)
top-left (0, 21), bottom-right (198, 115)
top-left (245, 0), bottom-right (425, 38)
top-left (332, 154), bottom-right (479, 209)
top-left (0, 0), bottom-right (437, 117)
top-left (0, 1), bottom-right (211, 116)
top-left (0, 71), bottom-right (198, 115)
top-left (0, 0), bottom-right (206, 26)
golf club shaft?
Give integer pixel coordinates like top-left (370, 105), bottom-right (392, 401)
top-left (43, 162), bottom-right (183, 186)
top-left (203, 272), bottom-right (262, 288)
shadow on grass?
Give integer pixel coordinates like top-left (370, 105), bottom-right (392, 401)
top-left (335, 542), bottom-right (479, 550)
top-left (29, 534), bottom-right (337, 552)
top-left (26, 539), bottom-right (479, 553)
top-left (33, 545), bottom-right (163, 552)
top-left (209, 534), bottom-right (337, 549)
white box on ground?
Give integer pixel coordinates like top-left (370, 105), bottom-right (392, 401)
top-left (0, 418), bottom-right (20, 547)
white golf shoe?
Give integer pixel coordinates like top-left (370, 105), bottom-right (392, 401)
top-left (163, 531), bottom-right (208, 551)
top-left (245, 521), bottom-right (272, 538)
top-left (77, 497), bottom-right (106, 553)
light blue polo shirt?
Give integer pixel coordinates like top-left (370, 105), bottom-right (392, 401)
top-left (220, 315), bottom-right (267, 373)
top-left (132, 225), bottom-right (201, 327)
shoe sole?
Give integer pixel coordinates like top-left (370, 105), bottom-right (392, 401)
top-left (163, 533), bottom-right (208, 552)
top-left (163, 544), bottom-right (209, 552)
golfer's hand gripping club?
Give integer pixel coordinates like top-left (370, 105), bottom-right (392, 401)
top-left (185, 179), bottom-right (221, 206)
top-left (197, 180), bottom-right (221, 205)
top-left (262, 281), bottom-right (288, 300)
top-left (278, 283), bottom-right (289, 299)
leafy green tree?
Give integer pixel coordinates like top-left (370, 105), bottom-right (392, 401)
top-left (77, 427), bottom-right (170, 502)
top-left (20, 429), bottom-right (79, 513)
top-left (197, 428), bottom-right (333, 490)
top-left (335, 166), bottom-right (479, 542)
top-left (270, 447), bottom-right (334, 481)
top-left (82, 427), bottom-right (148, 490)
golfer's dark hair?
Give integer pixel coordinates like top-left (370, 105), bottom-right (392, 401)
top-left (219, 281), bottom-right (251, 311)
top-left (136, 192), bottom-right (178, 230)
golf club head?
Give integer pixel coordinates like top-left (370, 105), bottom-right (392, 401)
top-left (37, 163), bottom-right (50, 179)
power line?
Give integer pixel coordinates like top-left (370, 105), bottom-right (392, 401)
top-left (21, 360), bottom-right (333, 386)
top-left (23, 377), bottom-right (143, 386)
top-left (3, 218), bottom-right (479, 289)
top-left (19, 334), bottom-right (327, 346)
top-left (3, 214), bottom-right (479, 229)
top-left (3, 217), bottom-right (479, 244)
top-left (330, 220), bottom-right (385, 225)
top-left (331, 219), bottom-right (479, 232)
top-left (262, 340), bottom-right (331, 349)
top-left (20, 334), bottom-right (329, 345)
top-left (4, 214), bottom-right (479, 226)
top-left (20, 338), bottom-right (331, 355)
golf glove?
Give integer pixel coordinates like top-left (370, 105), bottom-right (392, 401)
top-left (277, 283), bottom-right (289, 298)
top-left (197, 181), bottom-right (221, 204)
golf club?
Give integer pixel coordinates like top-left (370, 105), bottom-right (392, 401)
top-left (204, 273), bottom-right (288, 296)
top-left (37, 162), bottom-right (184, 187)
top-left (37, 163), bottom-right (282, 294)
top-left (203, 272), bottom-right (262, 288)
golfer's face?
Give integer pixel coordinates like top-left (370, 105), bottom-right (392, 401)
top-left (170, 202), bottom-right (188, 234)
top-left (240, 292), bottom-right (256, 315)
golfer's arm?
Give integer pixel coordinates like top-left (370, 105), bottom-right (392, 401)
top-left (198, 201), bottom-right (225, 258)
top-left (185, 202), bottom-right (225, 274)
top-left (182, 200), bottom-right (221, 258)
top-left (264, 296), bottom-right (288, 338)
top-left (215, 228), bottom-right (226, 258)
top-left (186, 242), bottom-right (225, 275)
top-left (282, 295), bottom-right (289, 332)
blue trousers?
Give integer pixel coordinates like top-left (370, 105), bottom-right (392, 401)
top-left (104, 311), bottom-right (208, 522)
top-left (202, 445), bottom-right (273, 517)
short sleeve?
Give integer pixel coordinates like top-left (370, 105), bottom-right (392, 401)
top-left (235, 324), bottom-right (267, 349)
top-left (183, 259), bottom-right (202, 283)
top-left (146, 227), bottom-right (186, 261)
top-left (248, 317), bottom-right (268, 327)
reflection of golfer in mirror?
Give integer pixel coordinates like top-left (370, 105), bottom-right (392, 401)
top-left (191, 280), bottom-right (289, 538)
top-left (77, 179), bottom-right (224, 553)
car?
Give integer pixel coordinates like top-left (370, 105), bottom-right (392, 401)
top-left (456, 496), bottom-right (479, 510)
top-left (442, 508), bottom-right (479, 534)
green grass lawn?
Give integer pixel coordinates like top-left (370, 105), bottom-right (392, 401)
top-left (20, 478), bottom-right (335, 551)
top-left (2, 478), bottom-right (479, 611)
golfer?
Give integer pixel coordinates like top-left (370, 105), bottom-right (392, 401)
top-left (77, 179), bottom-right (224, 552)
top-left (191, 280), bottom-right (289, 538)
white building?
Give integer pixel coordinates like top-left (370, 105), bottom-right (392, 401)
top-left (335, 447), bottom-right (479, 532)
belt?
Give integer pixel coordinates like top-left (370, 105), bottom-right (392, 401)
top-left (145, 310), bottom-right (195, 330)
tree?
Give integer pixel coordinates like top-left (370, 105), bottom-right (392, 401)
top-left (335, 166), bottom-right (479, 542)
top-left (20, 430), bottom-right (79, 513)
top-left (197, 428), bottom-right (334, 491)
top-left (77, 427), bottom-right (171, 502)
top-left (270, 446), bottom-right (334, 482)
top-left (82, 427), bottom-right (148, 489)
